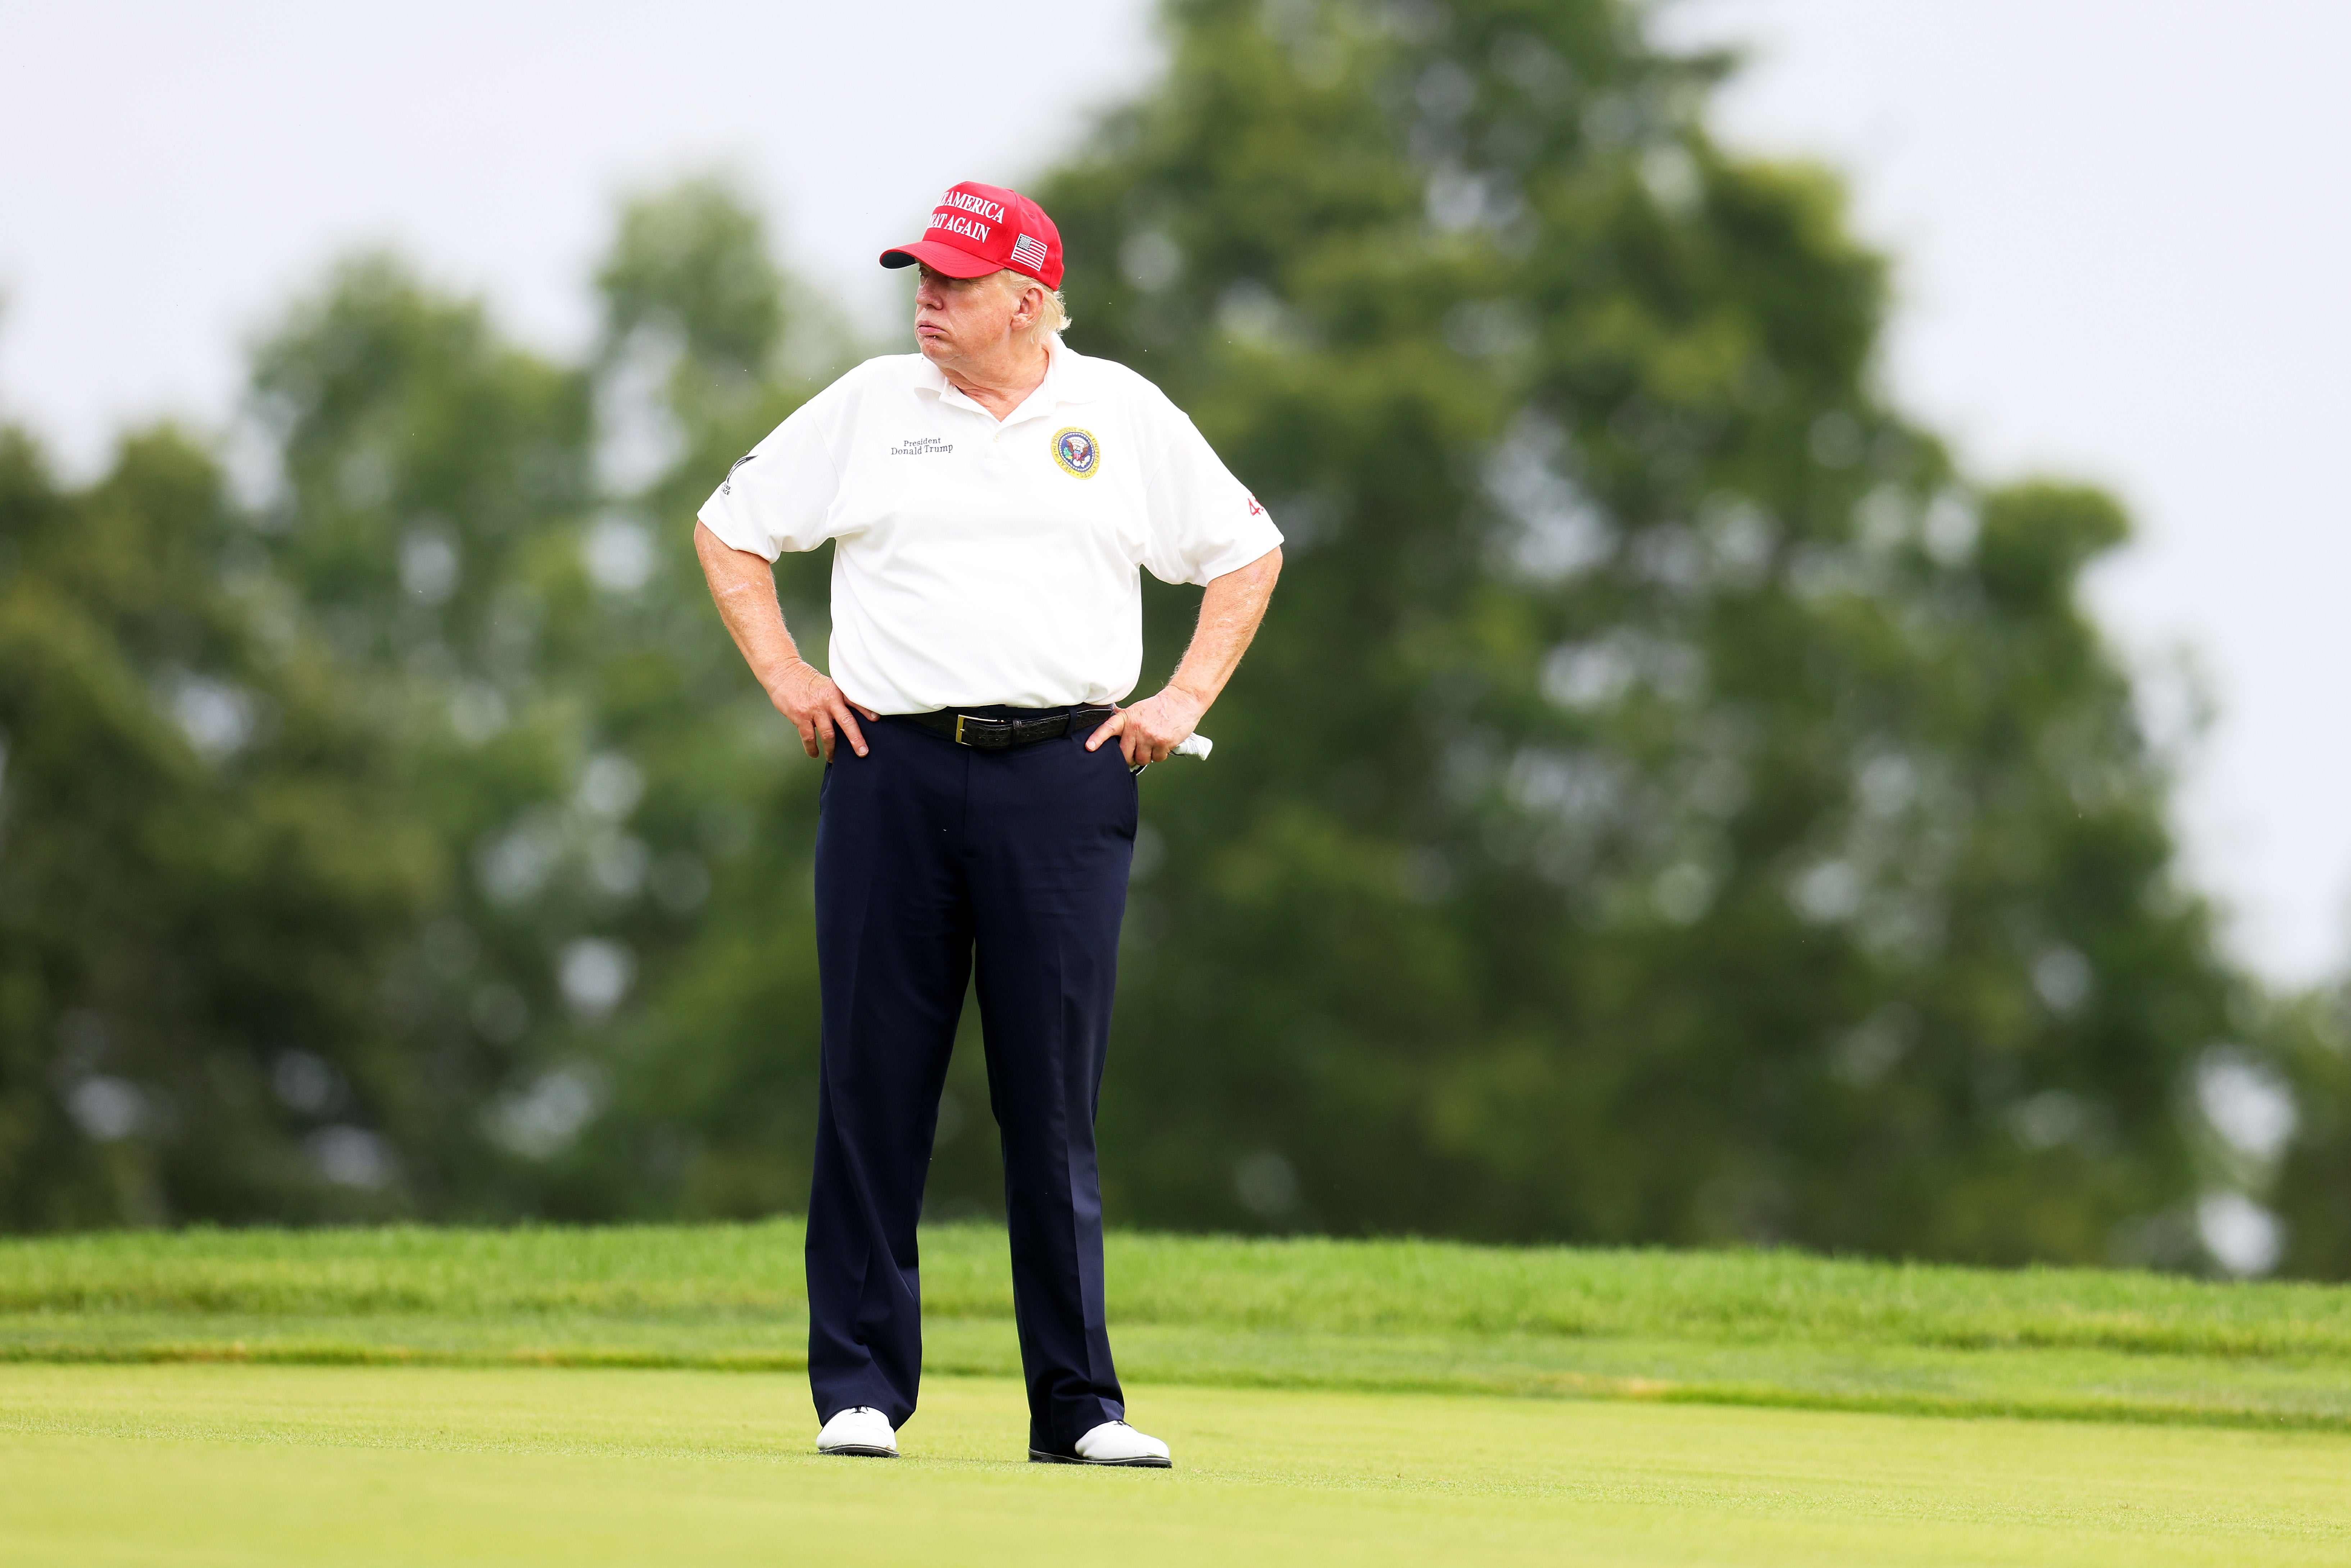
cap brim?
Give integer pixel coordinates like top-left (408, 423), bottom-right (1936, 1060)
top-left (879, 240), bottom-right (1003, 277)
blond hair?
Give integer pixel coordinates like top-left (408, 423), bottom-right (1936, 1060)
top-left (998, 269), bottom-right (1070, 337)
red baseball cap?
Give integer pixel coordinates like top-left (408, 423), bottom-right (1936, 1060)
top-left (880, 181), bottom-right (1065, 289)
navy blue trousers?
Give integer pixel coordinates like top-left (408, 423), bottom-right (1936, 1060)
top-left (805, 709), bottom-right (1134, 1453)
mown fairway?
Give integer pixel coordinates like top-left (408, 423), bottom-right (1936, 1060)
top-left (5, 1224), bottom-right (2349, 1564)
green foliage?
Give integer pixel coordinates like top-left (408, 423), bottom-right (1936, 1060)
top-left (2, 187), bottom-right (838, 1228)
top-left (233, 202), bottom-right (840, 1224)
top-left (1026, 0), bottom-right (2246, 1263)
top-left (597, 176), bottom-right (786, 382)
top-left (0, 3), bottom-right (2333, 1272)
top-left (0, 426), bottom-right (438, 1227)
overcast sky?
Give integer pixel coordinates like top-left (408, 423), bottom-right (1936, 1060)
top-left (4, 0), bottom-right (2345, 984)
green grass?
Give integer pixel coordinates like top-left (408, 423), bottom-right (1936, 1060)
top-left (7, 1223), bottom-right (2350, 1564)
top-left (5, 1364), bottom-right (2347, 1566)
top-left (8, 1221), bottom-right (2351, 1428)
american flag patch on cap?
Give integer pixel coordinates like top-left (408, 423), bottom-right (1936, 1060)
top-left (1010, 233), bottom-right (1049, 271)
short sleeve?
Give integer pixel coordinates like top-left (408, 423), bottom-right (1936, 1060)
top-left (696, 368), bottom-right (858, 559)
top-left (1134, 396), bottom-right (1284, 587)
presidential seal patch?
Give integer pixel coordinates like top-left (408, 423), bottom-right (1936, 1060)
top-left (1052, 427), bottom-right (1101, 478)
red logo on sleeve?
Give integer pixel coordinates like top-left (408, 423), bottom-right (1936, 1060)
top-left (1247, 495), bottom-right (1265, 515)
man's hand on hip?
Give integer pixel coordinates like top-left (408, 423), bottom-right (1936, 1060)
top-left (1083, 547), bottom-right (1278, 769)
top-left (771, 659), bottom-right (877, 762)
top-left (1086, 685), bottom-right (1205, 768)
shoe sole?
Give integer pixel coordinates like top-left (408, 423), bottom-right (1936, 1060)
top-left (1029, 1447), bottom-right (1172, 1468)
top-left (818, 1445), bottom-right (897, 1458)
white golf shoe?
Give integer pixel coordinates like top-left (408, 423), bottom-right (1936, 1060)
top-left (1031, 1419), bottom-right (1172, 1468)
top-left (816, 1405), bottom-right (897, 1458)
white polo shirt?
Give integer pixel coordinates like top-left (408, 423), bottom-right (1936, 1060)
top-left (697, 339), bottom-right (1281, 715)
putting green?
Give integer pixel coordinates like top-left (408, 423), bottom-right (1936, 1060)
top-left (2, 1365), bottom-right (2343, 1565)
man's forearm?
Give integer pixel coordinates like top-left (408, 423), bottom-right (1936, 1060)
top-left (696, 520), bottom-right (871, 759)
top-left (695, 521), bottom-right (805, 693)
top-left (1167, 546), bottom-right (1282, 711)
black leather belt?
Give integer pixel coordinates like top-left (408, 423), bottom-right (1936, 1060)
top-left (902, 704), bottom-right (1117, 751)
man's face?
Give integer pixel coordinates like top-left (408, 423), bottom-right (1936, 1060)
top-left (914, 264), bottom-right (1022, 364)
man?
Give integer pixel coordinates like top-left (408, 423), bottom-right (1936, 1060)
top-left (694, 181), bottom-right (1281, 1467)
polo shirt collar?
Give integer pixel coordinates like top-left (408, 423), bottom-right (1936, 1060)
top-left (1039, 335), bottom-right (1096, 405)
top-left (918, 336), bottom-right (1095, 424)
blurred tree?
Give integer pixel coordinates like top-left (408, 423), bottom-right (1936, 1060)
top-left (0, 191), bottom-right (842, 1230)
top-left (2260, 990), bottom-right (2351, 1277)
top-left (0, 7), bottom-right (2323, 1273)
top-left (238, 194), bottom-right (845, 1222)
top-left (0, 426), bottom-right (436, 1224)
top-left (241, 253), bottom-right (614, 1218)
top-left (573, 176), bottom-right (848, 1217)
top-left (1036, 0), bottom-right (2249, 1264)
